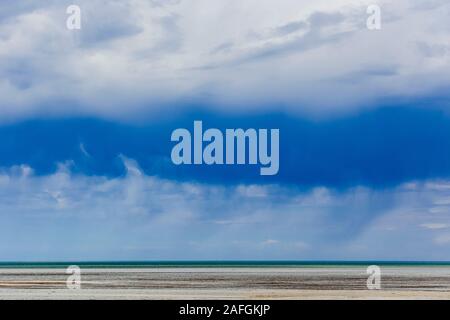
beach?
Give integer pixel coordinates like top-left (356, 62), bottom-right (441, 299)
top-left (1, 266), bottom-right (450, 299)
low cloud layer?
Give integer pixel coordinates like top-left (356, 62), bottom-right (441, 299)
top-left (0, 0), bottom-right (449, 121)
top-left (1, 158), bottom-right (450, 261)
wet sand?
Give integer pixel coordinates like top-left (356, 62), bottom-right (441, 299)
top-left (0, 267), bottom-right (450, 299)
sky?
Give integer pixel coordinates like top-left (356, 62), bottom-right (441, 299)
top-left (1, 0), bottom-right (450, 261)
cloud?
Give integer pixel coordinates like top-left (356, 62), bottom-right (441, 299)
top-left (420, 223), bottom-right (450, 230)
top-left (0, 0), bottom-right (449, 121)
top-left (262, 239), bottom-right (280, 246)
top-left (79, 142), bottom-right (91, 158)
top-left (434, 234), bottom-right (450, 245)
top-left (1, 158), bottom-right (450, 260)
top-left (1, 1), bottom-right (450, 261)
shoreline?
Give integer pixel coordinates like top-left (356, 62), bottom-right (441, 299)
top-left (0, 266), bottom-right (449, 299)
top-left (2, 261), bottom-right (450, 269)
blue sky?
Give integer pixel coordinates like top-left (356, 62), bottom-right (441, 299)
top-left (2, 106), bottom-right (450, 188)
top-left (1, 0), bottom-right (450, 261)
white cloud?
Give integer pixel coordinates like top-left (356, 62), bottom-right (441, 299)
top-left (420, 223), bottom-right (450, 230)
top-left (79, 142), bottom-right (91, 158)
top-left (1, 159), bottom-right (450, 260)
top-left (262, 239), bottom-right (279, 246)
top-left (0, 0), bottom-right (449, 121)
top-left (434, 234), bottom-right (450, 245)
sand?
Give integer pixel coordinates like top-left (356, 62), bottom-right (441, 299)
top-left (0, 266), bottom-right (450, 299)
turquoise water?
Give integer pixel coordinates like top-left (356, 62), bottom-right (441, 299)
top-left (1, 261), bottom-right (450, 269)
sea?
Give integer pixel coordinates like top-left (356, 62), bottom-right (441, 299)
top-left (0, 261), bottom-right (450, 268)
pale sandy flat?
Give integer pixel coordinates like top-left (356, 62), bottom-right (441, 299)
top-left (0, 267), bottom-right (449, 299)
